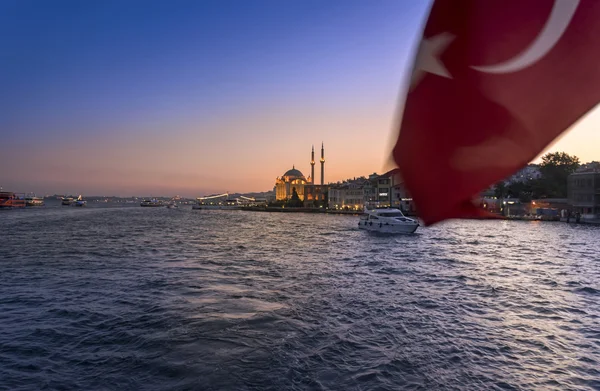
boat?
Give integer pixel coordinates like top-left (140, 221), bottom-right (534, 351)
top-left (75, 195), bottom-right (87, 207)
top-left (0, 191), bottom-right (26, 209)
top-left (140, 198), bottom-right (164, 207)
top-left (358, 207), bottom-right (419, 234)
top-left (61, 196), bottom-right (75, 206)
top-left (166, 201), bottom-right (178, 209)
top-left (25, 195), bottom-right (45, 207)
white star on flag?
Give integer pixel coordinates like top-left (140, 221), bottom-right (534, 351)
top-left (410, 32), bottom-right (455, 90)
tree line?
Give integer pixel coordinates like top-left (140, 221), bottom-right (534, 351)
top-left (494, 152), bottom-right (580, 201)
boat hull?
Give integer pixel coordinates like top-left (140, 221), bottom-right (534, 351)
top-left (358, 220), bottom-right (418, 234)
top-left (0, 200), bottom-right (26, 208)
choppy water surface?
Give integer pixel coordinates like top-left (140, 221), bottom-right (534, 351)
top-left (1, 205), bottom-right (599, 390)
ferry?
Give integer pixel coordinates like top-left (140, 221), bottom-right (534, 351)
top-left (25, 195), bottom-right (45, 207)
top-left (0, 191), bottom-right (26, 209)
top-left (358, 207), bottom-right (419, 234)
top-left (140, 198), bottom-right (164, 207)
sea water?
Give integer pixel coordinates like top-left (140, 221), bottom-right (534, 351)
top-left (1, 205), bottom-right (599, 390)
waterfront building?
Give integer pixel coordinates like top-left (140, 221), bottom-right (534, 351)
top-left (345, 171), bottom-right (395, 208)
top-left (275, 144), bottom-right (328, 204)
top-left (375, 173), bottom-right (392, 206)
top-left (391, 181), bottom-right (416, 214)
top-left (275, 166), bottom-right (308, 201)
top-left (379, 168), bottom-right (416, 213)
top-left (372, 168), bottom-right (412, 210)
top-left (328, 181), bottom-right (366, 210)
top-left (303, 184), bottom-right (327, 206)
top-left (326, 169), bottom-right (415, 213)
top-left (362, 179), bottom-right (377, 206)
top-left (568, 169), bottom-right (600, 218)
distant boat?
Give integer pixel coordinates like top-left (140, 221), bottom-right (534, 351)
top-left (166, 201), bottom-right (178, 209)
top-left (140, 198), bottom-right (164, 207)
top-left (75, 195), bottom-right (87, 207)
top-left (25, 195), bottom-right (45, 207)
top-left (61, 196), bottom-right (75, 206)
top-left (0, 191), bottom-right (26, 209)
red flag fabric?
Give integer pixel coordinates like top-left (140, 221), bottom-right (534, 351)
top-left (394, 0), bottom-right (600, 225)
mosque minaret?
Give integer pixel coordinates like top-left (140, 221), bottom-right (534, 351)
top-left (320, 142), bottom-right (325, 186)
top-left (310, 145), bottom-right (315, 184)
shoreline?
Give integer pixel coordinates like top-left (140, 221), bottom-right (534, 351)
top-left (240, 206), bottom-right (362, 215)
top-left (239, 206), bottom-right (422, 216)
top-left (240, 207), bottom-right (600, 225)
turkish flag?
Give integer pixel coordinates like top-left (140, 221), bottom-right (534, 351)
top-left (394, 0), bottom-right (600, 225)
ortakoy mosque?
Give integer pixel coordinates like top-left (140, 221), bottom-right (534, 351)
top-left (275, 144), bottom-right (327, 204)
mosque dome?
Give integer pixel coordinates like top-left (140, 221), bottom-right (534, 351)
top-left (282, 166), bottom-right (305, 179)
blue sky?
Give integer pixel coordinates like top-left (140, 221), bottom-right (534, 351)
top-left (1, 0), bottom-right (424, 141)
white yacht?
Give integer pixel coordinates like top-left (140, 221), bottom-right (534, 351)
top-left (358, 207), bottom-right (419, 234)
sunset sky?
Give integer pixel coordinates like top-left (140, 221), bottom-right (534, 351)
top-left (1, 0), bottom-right (599, 197)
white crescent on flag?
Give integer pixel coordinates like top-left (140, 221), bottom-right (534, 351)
top-left (472, 0), bottom-right (580, 74)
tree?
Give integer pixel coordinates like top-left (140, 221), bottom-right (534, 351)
top-left (494, 182), bottom-right (507, 199)
top-left (507, 180), bottom-right (533, 202)
top-left (538, 152), bottom-right (580, 198)
top-left (287, 187), bottom-right (303, 207)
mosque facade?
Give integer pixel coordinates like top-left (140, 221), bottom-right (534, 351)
top-left (275, 144), bottom-right (328, 205)
top-left (275, 166), bottom-right (308, 201)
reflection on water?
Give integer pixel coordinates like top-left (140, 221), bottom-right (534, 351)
top-left (1, 205), bottom-right (599, 390)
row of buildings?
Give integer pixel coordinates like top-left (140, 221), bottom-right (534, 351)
top-left (568, 163), bottom-right (600, 218)
top-left (333, 163), bottom-right (599, 218)
top-left (275, 167), bottom-right (412, 212)
top-left (481, 163), bottom-right (600, 219)
top-left (326, 170), bottom-right (413, 212)
top-left (273, 148), bottom-right (598, 218)
top-left (273, 145), bottom-right (412, 211)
